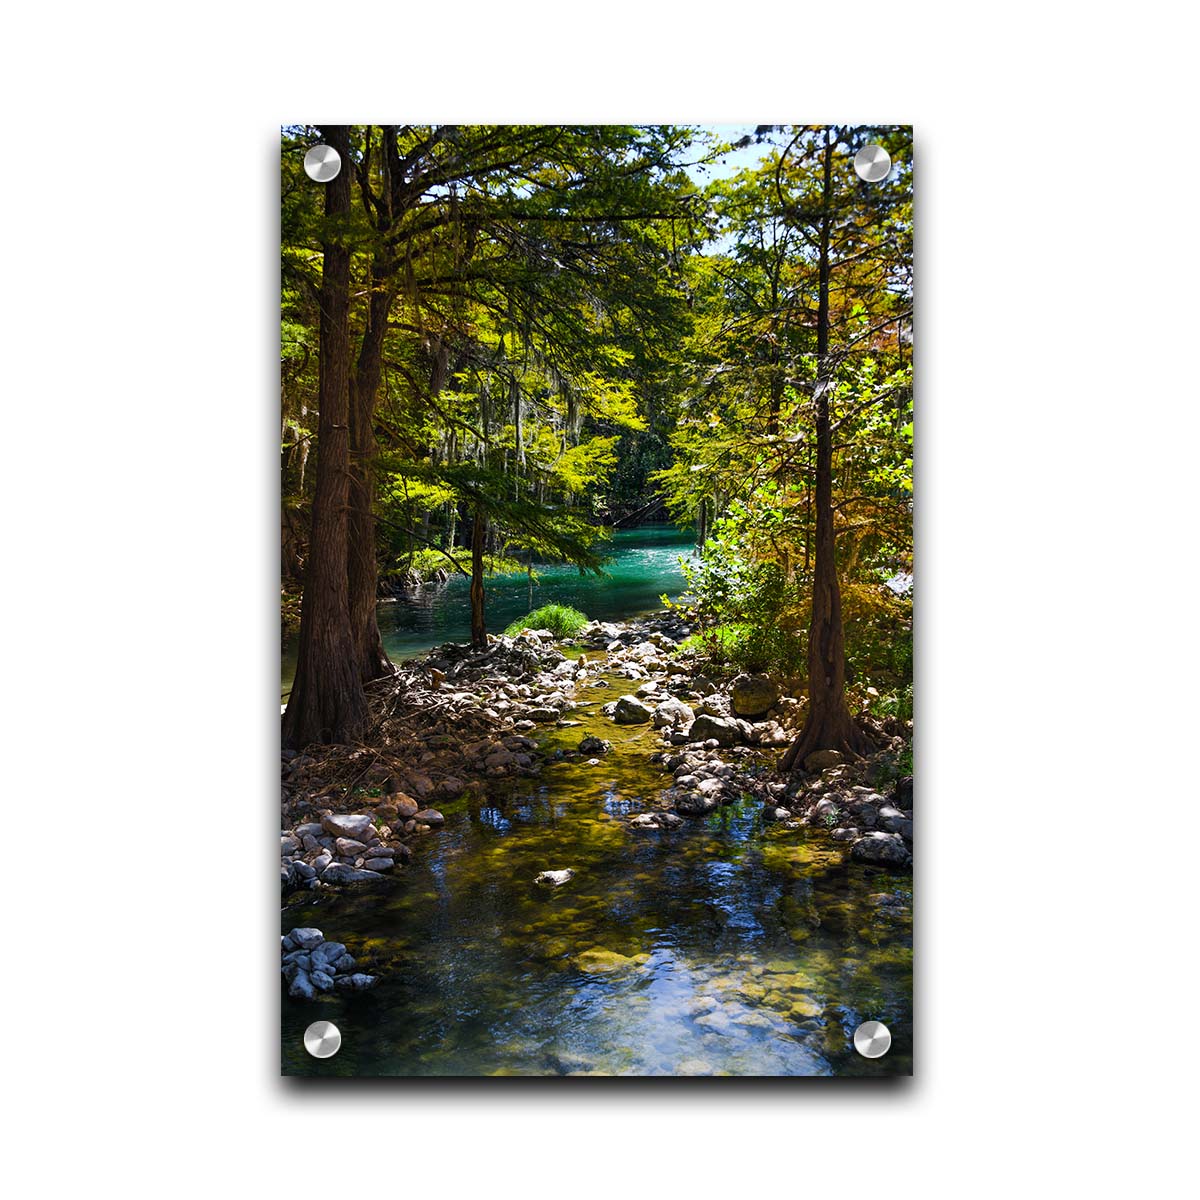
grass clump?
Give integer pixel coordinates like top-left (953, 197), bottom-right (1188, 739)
top-left (505, 604), bottom-right (589, 640)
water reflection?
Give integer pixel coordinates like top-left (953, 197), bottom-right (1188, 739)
top-left (282, 686), bottom-right (912, 1077)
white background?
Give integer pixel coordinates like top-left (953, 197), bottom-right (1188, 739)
top-left (2, 3), bottom-right (1195, 1196)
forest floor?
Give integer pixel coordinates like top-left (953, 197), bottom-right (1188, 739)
top-left (280, 609), bottom-right (914, 903)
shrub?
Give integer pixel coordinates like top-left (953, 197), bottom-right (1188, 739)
top-left (505, 604), bottom-right (588, 640)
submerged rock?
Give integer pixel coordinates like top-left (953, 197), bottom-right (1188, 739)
top-left (572, 946), bottom-right (650, 974)
top-left (321, 863), bottom-right (386, 884)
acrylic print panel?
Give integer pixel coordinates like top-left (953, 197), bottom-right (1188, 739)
top-left (280, 125), bottom-right (913, 1077)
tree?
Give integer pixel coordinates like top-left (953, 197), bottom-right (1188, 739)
top-left (282, 126), bottom-right (369, 749)
top-left (776, 125), bottom-right (910, 768)
top-left (653, 126), bottom-right (911, 757)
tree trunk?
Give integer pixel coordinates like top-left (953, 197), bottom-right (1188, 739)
top-left (282, 126), bottom-right (368, 750)
top-left (782, 130), bottom-right (872, 772)
top-left (347, 260), bottom-right (393, 683)
top-left (469, 504), bottom-right (487, 649)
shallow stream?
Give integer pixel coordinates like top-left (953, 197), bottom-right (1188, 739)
top-left (281, 641), bottom-right (912, 1077)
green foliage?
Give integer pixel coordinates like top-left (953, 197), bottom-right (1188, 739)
top-left (675, 535), bottom-right (807, 675)
top-left (280, 588), bottom-right (302, 637)
top-left (280, 124), bottom-right (913, 714)
top-left (505, 604), bottom-right (589, 640)
top-left (384, 548), bottom-right (520, 583)
top-left (867, 683), bottom-right (913, 724)
top-left (843, 584), bottom-right (913, 693)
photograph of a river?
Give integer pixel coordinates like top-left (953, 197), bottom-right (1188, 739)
top-left (282, 527), bottom-right (912, 1077)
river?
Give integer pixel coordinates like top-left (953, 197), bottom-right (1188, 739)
top-left (282, 525), bottom-right (697, 696)
top-left (281, 525), bottom-right (913, 1076)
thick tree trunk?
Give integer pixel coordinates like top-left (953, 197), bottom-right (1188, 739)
top-left (782, 131), bottom-right (873, 773)
top-left (347, 266), bottom-right (393, 683)
top-left (283, 126), bottom-right (368, 749)
top-left (469, 504), bottom-right (487, 649)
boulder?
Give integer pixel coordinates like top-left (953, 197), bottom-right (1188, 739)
top-left (414, 808), bottom-right (445, 826)
top-left (876, 805), bottom-right (910, 834)
top-left (321, 813), bottom-right (373, 842)
top-left (849, 831), bottom-right (911, 867)
top-left (578, 735), bottom-right (612, 756)
top-left (730, 673), bottom-right (780, 718)
top-left (687, 714), bottom-right (740, 746)
top-left (535, 868), bottom-right (575, 887)
top-left (895, 774), bottom-right (913, 809)
top-left (611, 694), bottom-right (654, 724)
top-left (334, 837), bottom-right (368, 856)
top-left (288, 927), bottom-right (324, 950)
top-left (626, 641), bottom-right (659, 660)
top-left (803, 749), bottom-right (844, 772)
top-left (652, 697), bottom-right (695, 729)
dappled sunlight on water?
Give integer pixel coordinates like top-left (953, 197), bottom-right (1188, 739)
top-left (282, 659), bottom-right (912, 1077)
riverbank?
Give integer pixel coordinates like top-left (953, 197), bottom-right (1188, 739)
top-left (281, 608), bottom-right (913, 903)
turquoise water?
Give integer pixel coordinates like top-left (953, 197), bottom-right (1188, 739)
top-left (283, 525), bottom-right (694, 693)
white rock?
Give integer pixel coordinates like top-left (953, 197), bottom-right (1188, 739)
top-left (535, 869), bottom-right (575, 887)
top-left (321, 814), bottom-right (373, 841)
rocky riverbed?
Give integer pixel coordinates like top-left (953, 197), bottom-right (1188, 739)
top-left (281, 608), bottom-right (912, 902)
